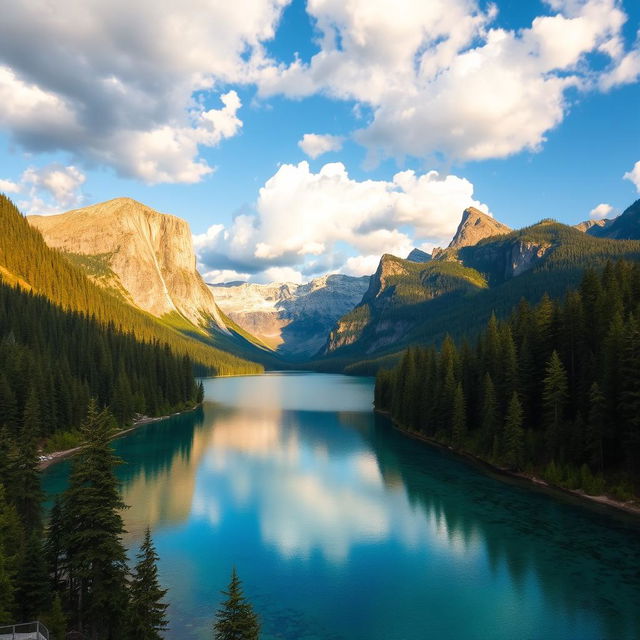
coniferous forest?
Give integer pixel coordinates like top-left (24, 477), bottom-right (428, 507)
top-left (375, 260), bottom-right (640, 499)
top-left (0, 280), bottom-right (202, 450)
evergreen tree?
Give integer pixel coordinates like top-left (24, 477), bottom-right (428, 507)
top-left (213, 568), bottom-right (260, 640)
top-left (542, 351), bottom-right (568, 458)
top-left (12, 419), bottom-right (43, 532)
top-left (503, 393), bottom-right (524, 471)
top-left (0, 486), bottom-right (16, 625)
top-left (15, 532), bottom-right (50, 621)
top-left (62, 399), bottom-right (129, 639)
top-left (451, 383), bottom-right (466, 447)
top-left (43, 593), bottom-right (67, 640)
top-left (45, 497), bottom-right (65, 589)
top-left (586, 382), bottom-right (605, 473)
top-left (127, 527), bottom-right (169, 640)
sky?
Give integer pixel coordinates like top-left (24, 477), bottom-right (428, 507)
top-left (0, 0), bottom-right (638, 283)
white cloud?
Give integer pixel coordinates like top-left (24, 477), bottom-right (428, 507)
top-left (0, 178), bottom-right (20, 193)
top-left (623, 160), bottom-right (640, 193)
top-left (298, 133), bottom-right (344, 159)
top-left (589, 202), bottom-right (613, 220)
top-left (0, 1), bottom-right (286, 183)
top-left (4, 163), bottom-right (87, 214)
top-left (195, 160), bottom-right (488, 281)
top-left (257, 0), bottom-right (633, 163)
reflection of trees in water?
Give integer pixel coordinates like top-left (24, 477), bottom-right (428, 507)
top-left (366, 414), bottom-right (640, 640)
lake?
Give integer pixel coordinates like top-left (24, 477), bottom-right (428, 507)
top-left (42, 372), bottom-right (640, 640)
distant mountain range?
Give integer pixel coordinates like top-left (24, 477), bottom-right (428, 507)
top-left (210, 275), bottom-right (369, 358)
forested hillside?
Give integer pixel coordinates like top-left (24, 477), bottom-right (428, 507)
top-left (0, 282), bottom-right (203, 450)
top-left (375, 260), bottom-right (640, 499)
top-left (0, 195), bottom-right (261, 375)
top-left (324, 216), bottom-right (640, 374)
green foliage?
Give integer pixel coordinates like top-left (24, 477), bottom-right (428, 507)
top-left (43, 593), bottom-right (67, 640)
top-left (0, 194), bottom-right (262, 375)
top-left (0, 280), bottom-right (202, 441)
top-left (213, 568), bottom-right (260, 640)
top-left (61, 400), bottom-right (129, 638)
top-left (15, 532), bottom-right (50, 621)
top-left (326, 217), bottom-right (640, 370)
top-left (127, 527), bottom-right (169, 640)
top-left (376, 260), bottom-right (640, 497)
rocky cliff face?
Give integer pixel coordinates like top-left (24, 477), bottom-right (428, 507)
top-left (448, 207), bottom-right (511, 250)
top-left (29, 198), bottom-right (228, 331)
top-left (210, 274), bottom-right (370, 357)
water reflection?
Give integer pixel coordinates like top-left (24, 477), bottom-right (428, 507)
top-left (42, 374), bottom-right (640, 640)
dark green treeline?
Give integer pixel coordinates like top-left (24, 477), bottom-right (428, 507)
top-left (0, 280), bottom-right (201, 448)
top-left (375, 260), bottom-right (640, 498)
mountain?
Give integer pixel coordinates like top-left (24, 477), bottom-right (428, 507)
top-left (1, 194), bottom-right (260, 374)
top-left (406, 248), bottom-right (431, 263)
top-left (587, 199), bottom-right (640, 239)
top-left (29, 197), bottom-right (228, 332)
top-left (320, 209), bottom-right (640, 372)
top-left (210, 274), bottom-right (370, 358)
top-left (574, 218), bottom-right (612, 233)
top-left (446, 206), bottom-right (511, 250)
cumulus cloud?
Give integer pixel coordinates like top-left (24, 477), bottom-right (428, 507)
top-left (257, 0), bottom-right (634, 163)
top-left (623, 160), bottom-right (640, 192)
top-left (298, 133), bottom-right (344, 159)
top-left (1, 163), bottom-right (86, 214)
top-left (589, 203), bottom-right (613, 220)
top-left (0, 1), bottom-right (286, 183)
top-left (0, 178), bottom-right (20, 194)
top-left (194, 161), bottom-right (488, 281)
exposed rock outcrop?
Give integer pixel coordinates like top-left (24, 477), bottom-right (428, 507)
top-left (29, 198), bottom-right (228, 331)
top-left (210, 274), bottom-right (370, 357)
top-left (574, 219), bottom-right (612, 233)
top-left (447, 207), bottom-right (511, 250)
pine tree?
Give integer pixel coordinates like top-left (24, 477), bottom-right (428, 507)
top-left (213, 568), bottom-right (260, 640)
top-left (503, 393), bottom-right (524, 470)
top-left (127, 527), bottom-right (169, 640)
top-left (586, 382), bottom-right (605, 473)
top-left (43, 593), bottom-right (67, 640)
top-left (481, 373), bottom-right (499, 451)
top-left (62, 399), bottom-right (129, 638)
top-left (0, 485), bottom-right (16, 625)
top-left (451, 383), bottom-right (466, 447)
top-left (15, 532), bottom-right (50, 621)
top-left (13, 418), bottom-right (43, 532)
top-left (542, 351), bottom-right (568, 459)
top-left (45, 497), bottom-right (65, 589)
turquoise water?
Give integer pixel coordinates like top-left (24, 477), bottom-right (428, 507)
top-left (42, 373), bottom-right (640, 640)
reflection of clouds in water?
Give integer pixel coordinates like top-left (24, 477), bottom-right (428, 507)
top-left (260, 471), bottom-right (390, 562)
top-left (192, 494), bottom-right (220, 525)
top-left (192, 407), bottom-right (482, 564)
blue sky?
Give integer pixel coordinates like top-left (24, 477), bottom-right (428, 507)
top-left (0, 0), bottom-right (638, 282)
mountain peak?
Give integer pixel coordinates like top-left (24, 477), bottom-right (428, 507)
top-left (406, 248), bottom-right (431, 263)
top-left (29, 198), bottom-right (228, 331)
top-left (448, 207), bottom-right (511, 250)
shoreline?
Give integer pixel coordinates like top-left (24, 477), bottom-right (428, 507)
top-left (38, 402), bottom-right (202, 471)
top-left (376, 409), bottom-right (640, 520)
